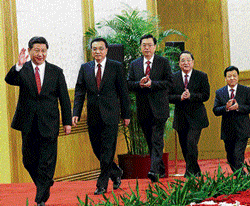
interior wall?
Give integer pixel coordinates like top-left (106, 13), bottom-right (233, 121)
top-left (227, 0), bottom-right (250, 71)
top-left (16, 0), bottom-right (84, 89)
top-left (157, 0), bottom-right (230, 160)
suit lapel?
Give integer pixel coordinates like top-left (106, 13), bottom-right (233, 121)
top-left (40, 62), bottom-right (51, 94)
top-left (99, 59), bottom-right (110, 91)
top-left (187, 69), bottom-right (196, 89)
top-left (176, 70), bottom-right (185, 89)
top-left (138, 57), bottom-right (144, 78)
top-left (25, 61), bottom-right (39, 95)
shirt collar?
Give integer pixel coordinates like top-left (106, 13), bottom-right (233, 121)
top-left (182, 69), bottom-right (193, 79)
top-left (228, 84), bottom-right (238, 92)
top-left (143, 55), bottom-right (154, 65)
top-left (95, 57), bottom-right (107, 69)
top-left (31, 61), bottom-right (46, 72)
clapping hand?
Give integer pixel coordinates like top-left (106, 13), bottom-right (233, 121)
top-left (140, 75), bottom-right (151, 88)
top-left (181, 89), bottom-right (190, 101)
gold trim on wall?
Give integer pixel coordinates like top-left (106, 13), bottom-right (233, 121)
top-left (82, 0), bottom-right (95, 62)
top-left (0, 0), bottom-right (20, 184)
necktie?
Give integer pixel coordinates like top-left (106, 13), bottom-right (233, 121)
top-left (184, 74), bottom-right (189, 89)
top-left (145, 61), bottom-right (151, 76)
top-left (96, 64), bottom-right (102, 90)
top-left (230, 89), bottom-right (235, 99)
top-left (35, 66), bottom-right (41, 94)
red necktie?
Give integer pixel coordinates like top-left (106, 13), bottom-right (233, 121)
top-left (145, 61), bottom-right (151, 76)
top-left (184, 74), bottom-right (189, 89)
top-left (96, 64), bottom-right (101, 90)
top-left (35, 66), bottom-right (41, 94)
top-left (230, 89), bottom-right (235, 99)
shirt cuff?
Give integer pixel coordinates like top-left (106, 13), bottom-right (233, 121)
top-left (15, 63), bottom-right (23, 72)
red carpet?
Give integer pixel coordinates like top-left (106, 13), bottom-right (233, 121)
top-left (0, 158), bottom-right (244, 206)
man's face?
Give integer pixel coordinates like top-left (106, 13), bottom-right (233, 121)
top-left (141, 38), bottom-right (156, 60)
top-left (179, 53), bottom-right (194, 74)
top-left (28, 43), bottom-right (47, 65)
top-left (225, 70), bottom-right (239, 88)
top-left (91, 41), bottom-right (108, 63)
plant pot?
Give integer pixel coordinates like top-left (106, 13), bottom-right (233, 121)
top-left (118, 153), bottom-right (169, 179)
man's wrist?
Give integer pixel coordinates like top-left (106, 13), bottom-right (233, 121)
top-left (16, 63), bottom-right (23, 72)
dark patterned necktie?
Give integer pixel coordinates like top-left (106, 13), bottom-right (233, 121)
top-left (35, 66), bottom-right (41, 94)
top-left (230, 89), bottom-right (235, 99)
top-left (184, 74), bottom-right (189, 89)
top-left (96, 64), bottom-right (102, 90)
top-left (145, 61), bottom-right (151, 76)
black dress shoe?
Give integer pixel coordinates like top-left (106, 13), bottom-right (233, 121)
top-left (94, 187), bottom-right (107, 195)
top-left (37, 202), bottom-right (45, 206)
top-left (113, 175), bottom-right (122, 190)
top-left (148, 172), bottom-right (159, 182)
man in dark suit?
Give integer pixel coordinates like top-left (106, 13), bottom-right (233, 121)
top-left (169, 50), bottom-right (210, 177)
top-left (127, 34), bottom-right (173, 182)
top-left (72, 37), bottom-right (130, 195)
top-left (213, 66), bottom-right (250, 175)
top-left (5, 36), bottom-right (72, 206)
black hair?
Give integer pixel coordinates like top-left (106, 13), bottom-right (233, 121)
top-left (179, 50), bottom-right (194, 61)
top-left (224, 66), bottom-right (239, 77)
top-left (90, 37), bottom-right (109, 48)
top-left (28, 36), bottom-right (49, 49)
top-left (140, 34), bottom-right (157, 45)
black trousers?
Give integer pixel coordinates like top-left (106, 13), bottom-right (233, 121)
top-left (177, 126), bottom-right (202, 176)
top-left (139, 110), bottom-right (167, 175)
top-left (21, 117), bottom-right (57, 203)
top-left (88, 117), bottom-right (121, 189)
top-left (224, 135), bottom-right (248, 173)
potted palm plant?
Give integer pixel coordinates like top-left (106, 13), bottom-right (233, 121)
top-left (84, 5), bottom-right (186, 179)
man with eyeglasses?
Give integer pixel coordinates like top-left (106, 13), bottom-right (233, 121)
top-left (72, 37), bottom-right (130, 195)
top-left (128, 34), bottom-right (173, 182)
top-left (5, 36), bottom-right (72, 206)
top-left (213, 66), bottom-right (250, 175)
top-left (169, 50), bottom-right (210, 177)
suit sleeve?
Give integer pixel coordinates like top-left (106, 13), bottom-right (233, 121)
top-left (237, 87), bottom-right (250, 114)
top-left (5, 65), bottom-right (21, 86)
top-left (73, 65), bottom-right (87, 120)
top-left (150, 58), bottom-right (173, 91)
top-left (58, 69), bottom-right (72, 126)
top-left (213, 90), bottom-right (227, 116)
top-left (127, 61), bottom-right (141, 91)
top-left (190, 73), bottom-right (210, 103)
top-left (116, 63), bottom-right (131, 119)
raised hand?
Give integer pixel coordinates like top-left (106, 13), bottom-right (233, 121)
top-left (18, 48), bottom-right (29, 67)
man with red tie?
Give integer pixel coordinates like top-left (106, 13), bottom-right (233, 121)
top-left (213, 66), bottom-right (250, 175)
top-left (169, 51), bottom-right (210, 177)
top-left (5, 36), bottom-right (72, 206)
top-left (128, 34), bottom-right (173, 182)
top-left (72, 37), bottom-right (130, 195)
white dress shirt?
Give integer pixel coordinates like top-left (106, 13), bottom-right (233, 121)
top-left (182, 70), bottom-right (193, 85)
top-left (228, 84), bottom-right (238, 98)
top-left (16, 61), bottom-right (46, 86)
top-left (95, 57), bottom-right (107, 79)
top-left (143, 55), bottom-right (154, 75)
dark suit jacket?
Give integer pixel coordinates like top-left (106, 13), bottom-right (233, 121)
top-left (169, 69), bottom-right (210, 131)
top-left (127, 55), bottom-right (173, 120)
top-left (5, 61), bottom-right (72, 138)
top-left (213, 84), bottom-right (250, 140)
top-left (73, 58), bottom-right (130, 125)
